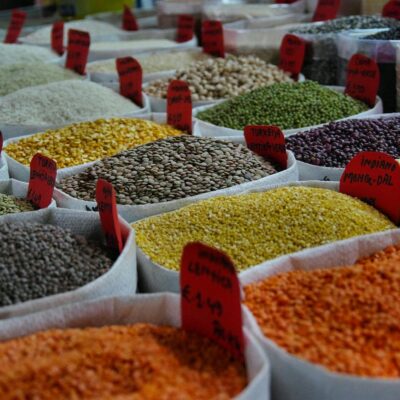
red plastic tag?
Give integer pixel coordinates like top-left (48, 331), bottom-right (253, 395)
top-left (27, 154), bottom-right (57, 209)
top-left (4, 9), bottom-right (26, 44)
top-left (167, 80), bottom-right (192, 134)
top-left (96, 179), bottom-right (123, 253)
top-left (116, 57), bottom-right (143, 107)
top-left (312, 0), bottom-right (341, 22)
top-left (340, 151), bottom-right (400, 225)
top-left (122, 5), bottom-right (138, 31)
top-left (202, 20), bottom-right (225, 58)
top-left (181, 242), bottom-right (244, 360)
top-left (244, 125), bottom-right (288, 169)
top-left (279, 34), bottom-right (306, 80)
top-left (382, 0), bottom-right (400, 19)
top-left (51, 21), bottom-right (64, 56)
top-left (176, 15), bottom-right (195, 43)
top-left (345, 54), bottom-right (380, 108)
top-left (65, 29), bottom-right (90, 75)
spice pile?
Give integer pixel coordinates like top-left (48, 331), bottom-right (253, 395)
top-left (245, 244), bottom-right (400, 377)
top-left (0, 44), bottom-right (58, 65)
top-left (0, 194), bottom-right (34, 216)
top-left (196, 81), bottom-right (368, 131)
top-left (133, 186), bottom-right (395, 271)
top-left (0, 222), bottom-right (115, 306)
top-left (57, 136), bottom-right (277, 204)
top-left (0, 323), bottom-right (246, 399)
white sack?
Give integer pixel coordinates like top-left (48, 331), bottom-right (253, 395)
top-left (0, 154), bottom-right (8, 180)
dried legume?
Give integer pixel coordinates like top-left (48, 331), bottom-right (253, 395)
top-left (0, 323), bottom-right (246, 399)
top-left (5, 118), bottom-right (183, 169)
top-left (244, 243), bottom-right (400, 377)
top-left (57, 135), bottom-right (277, 205)
top-left (0, 44), bottom-right (57, 65)
top-left (0, 193), bottom-right (34, 216)
top-left (196, 81), bottom-right (368, 131)
top-left (133, 186), bottom-right (395, 271)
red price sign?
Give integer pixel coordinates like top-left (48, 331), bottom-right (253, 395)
top-left (96, 179), bottom-right (123, 253)
top-left (279, 34), bottom-right (306, 80)
top-left (345, 54), bottom-right (379, 108)
top-left (244, 125), bottom-right (288, 169)
top-left (4, 9), bottom-right (26, 44)
top-left (312, 0), bottom-right (341, 22)
top-left (65, 29), bottom-right (90, 75)
top-left (340, 152), bottom-right (400, 225)
top-left (116, 57), bottom-right (143, 107)
top-left (176, 15), bottom-right (195, 43)
top-left (122, 4), bottom-right (138, 31)
top-left (27, 154), bottom-right (57, 209)
top-left (382, 0), bottom-right (400, 19)
top-left (51, 21), bottom-right (64, 56)
top-left (202, 20), bottom-right (225, 58)
top-left (167, 80), bottom-right (192, 134)
top-left (181, 242), bottom-right (244, 360)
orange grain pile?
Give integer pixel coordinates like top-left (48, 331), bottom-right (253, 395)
top-left (245, 244), bottom-right (400, 378)
top-left (0, 323), bottom-right (246, 399)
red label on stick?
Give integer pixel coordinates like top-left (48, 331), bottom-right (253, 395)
top-left (27, 154), bottom-right (57, 209)
top-left (279, 34), bottom-right (306, 80)
top-left (167, 80), bottom-right (192, 134)
top-left (176, 15), bottom-right (195, 43)
top-left (202, 20), bottom-right (225, 58)
top-left (340, 152), bottom-right (400, 225)
top-left (181, 242), bottom-right (244, 360)
top-left (4, 9), bottom-right (26, 44)
top-left (244, 125), bottom-right (288, 169)
top-left (51, 21), bottom-right (64, 56)
top-left (65, 29), bottom-right (90, 75)
top-left (345, 54), bottom-right (380, 108)
top-left (116, 57), bottom-right (143, 107)
top-left (382, 0), bottom-right (400, 19)
top-left (122, 5), bottom-right (138, 31)
top-left (96, 179), bottom-right (123, 253)
top-left (312, 0), bottom-right (341, 22)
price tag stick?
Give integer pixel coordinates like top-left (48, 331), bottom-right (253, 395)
top-left (4, 9), bottom-right (26, 44)
top-left (116, 57), bottom-right (143, 107)
top-left (382, 0), bottom-right (400, 19)
top-left (279, 34), bottom-right (306, 80)
top-left (176, 15), bottom-right (195, 43)
top-left (167, 80), bottom-right (192, 134)
top-left (65, 29), bottom-right (90, 76)
top-left (312, 0), bottom-right (341, 22)
top-left (122, 4), bottom-right (139, 31)
top-left (51, 21), bottom-right (64, 56)
top-left (202, 20), bottom-right (225, 58)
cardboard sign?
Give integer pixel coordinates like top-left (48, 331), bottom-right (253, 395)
top-left (51, 21), bottom-right (64, 56)
top-left (279, 34), bottom-right (306, 80)
top-left (340, 151), bottom-right (400, 225)
top-left (181, 242), bottom-right (244, 360)
top-left (116, 57), bottom-right (143, 107)
top-left (96, 179), bottom-right (123, 253)
top-left (65, 29), bottom-right (90, 75)
top-left (202, 20), bottom-right (225, 58)
top-left (27, 154), bottom-right (57, 209)
top-left (4, 9), bottom-right (26, 44)
top-left (122, 5), bottom-right (138, 31)
top-left (167, 80), bottom-right (192, 134)
top-left (312, 0), bottom-right (341, 22)
top-left (176, 15), bottom-right (195, 43)
top-left (345, 54), bottom-right (380, 108)
top-left (382, 0), bottom-right (400, 19)
top-left (244, 125), bottom-right (288, 169)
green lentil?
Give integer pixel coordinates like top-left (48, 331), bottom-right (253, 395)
top-left (0, 193), bottom-right (35, 216)
top-left (196, 81), bottom-right (368, 131)
top-left (133, 187), bottom-right (395, 272)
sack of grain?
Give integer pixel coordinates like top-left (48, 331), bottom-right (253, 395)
top-left (0, 154), bottom-right (8, 180)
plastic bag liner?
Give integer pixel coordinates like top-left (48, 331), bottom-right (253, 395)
top-left (0, 154), bottom-right (9, 180)
top-left (0, 208), bottom-right (136, 320)
top-left (241, 227), bottom-right (400, 400)
top-left (0, 294), bottom-right (271, 400)
top-left (193, 86), bottom-right (383, 138)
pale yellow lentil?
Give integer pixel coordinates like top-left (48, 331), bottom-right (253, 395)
top-left (133, 187), bottom-right (396, 271)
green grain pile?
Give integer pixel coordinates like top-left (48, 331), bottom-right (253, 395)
top-left (0, 193), bottom-right (35, 216)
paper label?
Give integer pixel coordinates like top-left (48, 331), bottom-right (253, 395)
top-left (345, 54), bottom-right (380, 108)
top-left (279, 34), bottom-right (306, 79)
top-left (122, 5), bottom-right (138, 31)
top-left (382, 1), bottom-right (400, 19)
top-left (244, 125), bottom-right (288, 169)
top-left (65, 29), bottom-right (90, 75)
top-left (116, 57), bottom-right (143, 107)
top-left (167, 80), bottom-right (192, 134)
top-left (176, 15), bottom-right (195, 43)
top-left (340, 151), bottom-right (400, 225)
top-left (27, 154), bottom-right (57, 209)
top-left (202, 20), bottom-right (225, 58)
top-left (96, 179), bottom-right (123, 253)
top-left (312, 0), bottom-right (341, 22)
top-left (4, 9), bottom-right (26, 44)
top-left (181, 242), bottom-right (244, 360)
top-left (51, 21), bottom-right (64, 56)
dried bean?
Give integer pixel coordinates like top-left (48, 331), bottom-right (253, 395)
top-left (0, 193), bottom-right (34, 216)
